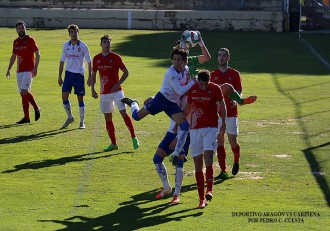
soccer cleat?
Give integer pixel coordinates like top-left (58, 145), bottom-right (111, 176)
top-left (103, 144), bottom-right (118, 152)
top-left (215, 171), bottom-right (229, 180)
top-left (205, 191), bottom-right (213, 201)
top-left (171, 195), bottom-right (180, 204)
top-left (198, 199), bottom-right (208, 209)
top-left (155, 187), bottom-right (172, 199)
top-left (61, 117), bottom-right (74, 129)
top-left (121, 97), bottom-right (139, 107)
top-left (35, 107), bottom-right (41, 121)
top-left (17, 117), bottom-right (30, 124)
top-left (79, 122), bottom-right (86, 129)
top-left (132, 137), bottom-right (139, 150)
top-left (232, 162), bottom-right (240, 175)
top-left (240, 95), bottom-right (257, 105)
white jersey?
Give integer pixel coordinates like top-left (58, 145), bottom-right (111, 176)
top-left (60, 40), bottom-right (91, 74)
top-left (160, 65), bottom-right (194, 104)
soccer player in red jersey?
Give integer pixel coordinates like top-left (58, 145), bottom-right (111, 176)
top-left (185, 69), bottom-right (227, 209)
top-left (89, 35), bottom-right (139, 151)
top-left (211, 48), bottom-right (256, 179)
top-left (6, 21), bottom-right (41, 124)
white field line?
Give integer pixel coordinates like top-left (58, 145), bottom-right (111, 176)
top-left (70, 113), bottom-right (103, 214)
top-left (300, 37), bottom-right (330, 69)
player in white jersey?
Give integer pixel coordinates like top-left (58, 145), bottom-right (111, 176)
top-left (58, 24), bottom-right (92, 129)
top-left (122, 47), bottom-right (194, 161)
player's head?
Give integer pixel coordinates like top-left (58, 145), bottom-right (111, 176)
top-left (67, 24), bottom-right (79, 39)
top-left (197, 69), bottom-right (210, 91)
top-left (100, 35), bottom-right (111, 52)
top-left (218, 48), bottom-right (230, 66)
top-left (15, 20), bottom-right (26, 38)
top-left (171, 47), bottom-right (188, 61)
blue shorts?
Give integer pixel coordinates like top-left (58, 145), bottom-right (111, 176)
top-left (62, 71), bottom-right (85, 96)
top-left (145, 92), bottom-right (182, 117)
top-left (158, 131), bottom-right (190, 156)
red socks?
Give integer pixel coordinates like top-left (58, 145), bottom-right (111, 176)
top-left (232, 144), bottom-right (240, 163)
top-left (195, 171), bottom-right (205, 200)
top-left (123, 115), bottom-right (136, 138)
top-left (106, 120), bottom-right (116, 145)
top-left (217, 145), bottom-right (227, 172)
top-left (22, 96), bottom-right (30, 119)
top-left (206, 165), bottom-right (214, 192)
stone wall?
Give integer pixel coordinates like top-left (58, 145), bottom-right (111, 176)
top-left (0, 8), bottom-right (284, 32)
top-left (0, 0), bottom-right (283, 11)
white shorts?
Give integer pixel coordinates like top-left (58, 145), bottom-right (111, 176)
top-left (100, 90), bottom-right (126, 114)
top-left (190, 127), bottom-right (218, 157)
top-left (218, 117), bottom-right (239, 135)
top-left (17, 72), bottom-right (33, 92)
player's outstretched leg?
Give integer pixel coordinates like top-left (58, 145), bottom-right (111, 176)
top-left (121, 97), bottom-right (139, 107)
top-left (239, 95), bottom-right (257, 105)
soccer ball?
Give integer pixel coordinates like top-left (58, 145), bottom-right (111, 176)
top-left (181, 30), bottom-right (200, 48)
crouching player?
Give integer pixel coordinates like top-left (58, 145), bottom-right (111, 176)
top-left (143, 97), bottom-right (189, 204)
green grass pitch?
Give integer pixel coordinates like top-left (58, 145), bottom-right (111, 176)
top-left (0, 28), bottom-right (329, 230)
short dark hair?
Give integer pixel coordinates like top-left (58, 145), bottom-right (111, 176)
top-left (67, 24), bottom-right (79, 33)
top-left (171, 47), bottom-right (188, 61)
top-left (219, 48), bottom-right (230, 56)
top-left (16, 20), bottom-right (26, 28)
top-left (197, 69), bottom-right (210, 82)
top-left (100, 34), bottom-right (111, 44)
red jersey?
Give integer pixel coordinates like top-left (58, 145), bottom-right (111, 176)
top-left (13, 35), bottom-right (38, 72)
top-left (92, 52), bottom-right (126, 94)
top-left (187, 82), bottom-right (223, 129)
top-left (210, 67), bottom-right (242, 117)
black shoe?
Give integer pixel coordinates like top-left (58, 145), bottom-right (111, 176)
top-left (232, 162), bottom-right (239, 175)
top-left (17, 117), bottom-right (30, 124)
top-left (121, 97), bottom-right (139, 107)
top-left (215, 171), bottom-right (229, 180)
top-left (35, 107), bottom-right (41, 121)
top-left (205, 191), bottom-right (213, 201)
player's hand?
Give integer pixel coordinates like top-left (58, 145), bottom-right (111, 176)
top-left (177, 154), bottom-right (187, 162)
top-left (87, 78), bottom-right (91, 87)
top-left (230, 100), bottom-right (237, 109)
top-left (6, 71), bottom-right (10, 79)
top-left (31, 68), bottom-right (38, 78)
top-left (219, 123), bottom-right (226, 135)
top-left (58, 78), bottom-right (63, 87)
top-left (92, 89), bottom-right (98, 99)
top-left (111, 83), bottom-right (120, 93)
top-left (169, 138), bottom-right (177, 151)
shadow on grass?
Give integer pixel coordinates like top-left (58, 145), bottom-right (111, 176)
top-left (0, 123), bottom-right (22, 129)
top-left (39, 188), bottom-right (203, 231)
top-left (273, 75), bottom-right (330, 207)
top-left (1, 151), bottom-right (131, 174)
top-left (303, 142), bottom-right (330, 206)
top-left (0, 128), bottom-right (77, 145)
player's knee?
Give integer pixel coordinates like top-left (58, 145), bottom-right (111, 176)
top-left (153, 154), bottom-right (163, 164)
top-left (179, 121), bottom-right (189, 131)
top-left (177, 159), bottom-right (184, 168)
top-left (132, 111), bottom-right (140, 121)
top-left (79, 101), bottom-right (85, 107)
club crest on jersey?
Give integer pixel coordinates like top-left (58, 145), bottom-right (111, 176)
top-left (109, 60), bottom-right (113, 64)
top-left (78, 47), bottom-right (81, 52)
top-left (97, 60), bottom-right (101, 63)
top-left (229, 77), bottom-right (232, 81)
top-left (208, 91), bottom-right (211, 95)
